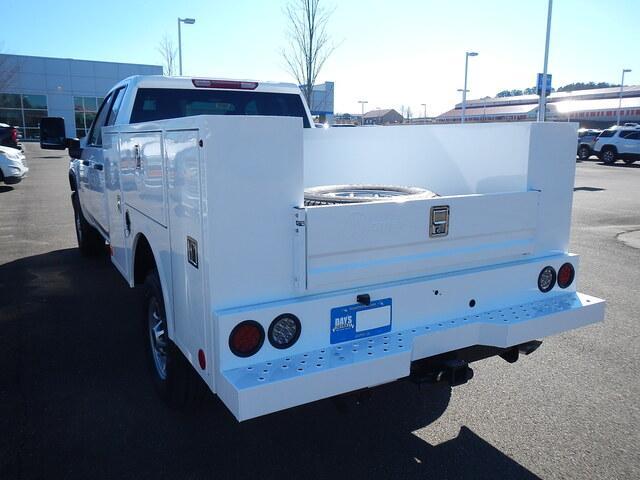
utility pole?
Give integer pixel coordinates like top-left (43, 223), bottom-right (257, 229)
top-left (421, 103), bottom-right (427, 123)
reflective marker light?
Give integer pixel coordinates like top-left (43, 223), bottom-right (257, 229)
top-left (538, 266), bottom-right (556, 293)
top-left (557, 263), bottom-right (575, 289)
top-left (229, 321), bottom-right (264, 357)
top-left (268, 314), bottom-right (301, 349)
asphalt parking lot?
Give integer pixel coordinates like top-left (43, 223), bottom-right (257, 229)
top-left (1, 144), bottom-right (639, 480)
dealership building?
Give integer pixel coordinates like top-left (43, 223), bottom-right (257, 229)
top-left (0, 54), bottom-right (162, 139)
top-left (437, 86), bottom-right (640, 128)
top-left (0, 53), bottom-right (335, 139)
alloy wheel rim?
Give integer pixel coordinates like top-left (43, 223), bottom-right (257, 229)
top-left (148, 297), bottom-right (168, 380)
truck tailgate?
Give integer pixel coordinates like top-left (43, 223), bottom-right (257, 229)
top-left (302, 191), bottom-right (539, 291)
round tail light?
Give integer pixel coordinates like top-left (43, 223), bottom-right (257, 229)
top-left (268, 314), bottom-right (301, 349)
top-left (557, 263), bottom-right (575, 289)
top-left (229, 321), bottom-right (264, 357)
top-left (538, 266), bottom-right (556, 292)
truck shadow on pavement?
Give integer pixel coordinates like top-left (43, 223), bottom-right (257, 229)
top-left (0, 248), bottom-right (539, 480)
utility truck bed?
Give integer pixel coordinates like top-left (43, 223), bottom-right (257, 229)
top-left (40, 76), bottom-right (605, 421)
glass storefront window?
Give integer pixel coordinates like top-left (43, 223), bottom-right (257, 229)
top-left (24, 110), bottom-right (48, 128)
top-left (83, 96), bottom-right (98, 112)
top-left (22, 95), bottom-right (47, 110)
top-left (0, 93), bottom-right (48, 140)
top-left (0, 109), bottom-right (23, 126)
top-left (0, 93), bottom-right (21, 109)
top-left (73, 96), bottom-right (102, 136)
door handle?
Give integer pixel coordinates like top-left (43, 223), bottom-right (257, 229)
top-left (134, 144), bottom-right (141, 169)
top-left (93, 163), bottom-right (103, 171)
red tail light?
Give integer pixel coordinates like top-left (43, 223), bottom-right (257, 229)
top-left (229, 320), bottom-right (264, 357)
top-left (557, 263), bottom-right (575, 289)
top-left (11, 128), bottom-right (17, 143)
top-left (192, 79), bottom-right (258, 90)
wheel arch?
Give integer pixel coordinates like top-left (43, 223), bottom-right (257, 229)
top-left (132, 231), bottom-right (175, 338)
top-left (68, 170), bottom-right (77, 192)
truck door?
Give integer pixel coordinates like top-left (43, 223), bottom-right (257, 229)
top-left (165, 129), bottom-right (207, 367)
top-left (82, 92), bottom-right (114, 232)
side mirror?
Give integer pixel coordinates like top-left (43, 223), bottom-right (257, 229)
top-left (40, 117), bottom-right (67, 150)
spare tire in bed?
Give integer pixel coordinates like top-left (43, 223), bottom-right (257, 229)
top-left (304, 184), bottom-right (439, 206)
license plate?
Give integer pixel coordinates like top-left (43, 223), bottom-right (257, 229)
top-left (330, 298), bottom-right (392, 344)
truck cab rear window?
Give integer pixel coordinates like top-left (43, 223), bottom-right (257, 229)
top-left (130, 88), bottom-right (310, 128)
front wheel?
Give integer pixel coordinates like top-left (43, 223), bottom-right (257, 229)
top-left (144, 270), bottom-right (206, 408)
top-left (71, 192), bottom-right (104, 256)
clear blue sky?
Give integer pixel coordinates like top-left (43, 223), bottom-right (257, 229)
top-left (2, 0), bottom-right (638, 115)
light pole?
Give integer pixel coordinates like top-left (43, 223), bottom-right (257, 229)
top-left (358, 100), bottom-right (368, 125)
top-left (421, 103), bottom-right (427, 123)
top-left (457, 88), bottom-right (468, 123)
top-left (537, 0), bottom-right (552, 122)
top-left (617, 68), bottom-right (632, 126)
top-left (461, 51), bottom-right (478, 124)
top-left (178, 17), bottom-right (196, 76)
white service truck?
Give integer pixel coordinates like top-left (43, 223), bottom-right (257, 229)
top-left (40, 76), bottom-right (605, 421)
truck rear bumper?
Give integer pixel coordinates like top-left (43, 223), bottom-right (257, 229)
top-left (218, 292), bottom-right (604, 421)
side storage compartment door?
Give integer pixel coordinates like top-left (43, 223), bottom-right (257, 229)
top-left (165, 130), bottom-right (207, 369)
top-left (104, 132), bottom-right (129, 278)
top-left (119, 131), bottom-right (167, 226)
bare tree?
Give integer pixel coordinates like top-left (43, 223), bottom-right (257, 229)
top-left (0, 44), bottom-right (19, 91)
top-left (282, 0), bottom-right (336, 107)
top-left (157, 34), bottom-right (177, 76)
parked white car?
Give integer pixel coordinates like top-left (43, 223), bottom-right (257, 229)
top-left (592, 124), bottom-right (640, 164)
top-left (0, 145), bottom-right (28, 184)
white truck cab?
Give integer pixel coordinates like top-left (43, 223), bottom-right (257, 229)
top-left (40, 76), bottom-right (604, 421)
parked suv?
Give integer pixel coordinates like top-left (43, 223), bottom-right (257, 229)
top-left (576, 128), bottom-right (601, 160)
top-left (592, 125), bottom-right (640, 165)
top-left (0, 123), bottom-right (23, 151)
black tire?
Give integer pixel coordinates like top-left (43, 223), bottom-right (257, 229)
top-left (0, 168), bottom-right (4, 184)
top-left (144, 270), bottom-right (206, 409)
top-left (600, 147), bottom-right (617, 164)
top-left (577, 145), bottom-right (591, 160)
top-left (71, 192), bottom-right (104, 256)
top-left (304, 184), bottom-right (439, 206)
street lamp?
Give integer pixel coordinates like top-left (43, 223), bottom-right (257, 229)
top-left (421, 103), bottom-right (427, 123)
top-left (178, 17), bottom-right (196, 76)
top-left (461, 51), bottom-right (478, 124)
top-left (358, 100), bottom-right (368, 126)
top-left (617, 68), bottom-right (632, 126)
top-left (457, 88), bottom-right (469, 123)
top-left (537, 0), bottom-right (553, 122)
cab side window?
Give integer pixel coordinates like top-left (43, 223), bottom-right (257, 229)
top-left (87, 92), bottom-right (113, 146)
top-left (106, 87), bottom-right (126, 127)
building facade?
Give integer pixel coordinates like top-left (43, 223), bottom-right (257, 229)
top-left (308, 81), bottom-right (335, 123)
top-left (437, 86), bottom-right (640, 128)
top-left (0, 54), bottom-right (162, 139)
top-left (363, 108), bottom-right (404, 125)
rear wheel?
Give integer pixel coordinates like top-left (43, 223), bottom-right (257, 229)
top-left (71, 192), bottom-right (104, 256)
top-left (577, 145), bottom-right (591, 160)
top-left (601, 148), bottom-right (617, 164)
top-left (144, 269), bottom-right (206, 409)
